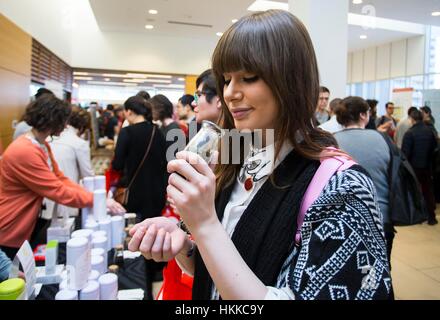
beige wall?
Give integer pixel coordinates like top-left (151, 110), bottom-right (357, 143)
top-left (348, 35), bottom-right (425, 83)
top-left (0, 13), bottom-right (31, 149)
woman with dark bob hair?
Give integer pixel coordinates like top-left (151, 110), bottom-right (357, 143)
top-left (0, 94), bottom-right (125, 259)
top-left (111, 95), bottom-right (168, 299)
top-left (129, 10), bottom-right (392, 300)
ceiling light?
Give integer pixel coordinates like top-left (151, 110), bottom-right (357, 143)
top-left (145, 25), bottom-right (154, 29)
top-left (72, 83), bottom-right (79, 88)
top-left (104, 78), bottom-right (110, 81)
top-left (73, 72), bottom-right (89, 76)
top-left (216, 32), bottom-right (223, 37)
top-left (352, 0), bottom-right (363, 4)
top-left (148, 9), bottom-right (158, 14)
top-left (432, 11), bottom-right (440, 16)
top-left (87, 81), bottom-right (138, 86)
top-left (125, 73), bottom-right (172, 79)
top-left (232, 19), bottom-right (238, 23)
top-left (123, 79), bottom-right (172, 84)
top-left (360, 35), bottom-right (367, 39)
top-left (153, 84), bottom-right (185, 89)
top-left (178, 77), bottom-right (185, 81)
top-left (247, 0), bottom-right (288, 12)
top-left (74, 76), bottom-right (93, 80)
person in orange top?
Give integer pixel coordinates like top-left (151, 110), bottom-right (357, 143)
top-left (0, 94), bottom-right (125, 259)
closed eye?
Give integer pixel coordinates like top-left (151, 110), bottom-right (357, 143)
top-left (243, 75), bottom-right (259, 83)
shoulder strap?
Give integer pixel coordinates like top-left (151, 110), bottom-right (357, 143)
top-left (295, 155), bottom-right (357, 246)
top-left (126, 126), bottom-right (156, 190)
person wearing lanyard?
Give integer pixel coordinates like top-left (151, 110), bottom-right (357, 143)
top-left (0, 94), bottom-right (125, 259)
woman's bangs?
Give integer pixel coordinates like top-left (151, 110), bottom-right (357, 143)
top-left (214, 27), bottom-right (260, 76)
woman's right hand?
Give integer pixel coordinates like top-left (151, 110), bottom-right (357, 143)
top-left (128, 217), bottom-right (189, 262)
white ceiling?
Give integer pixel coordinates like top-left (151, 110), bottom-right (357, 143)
top-left (0, 0), bottom-right (436, 75)
top-left (89, 0), bottom-right (435, 52)
top-left (349, 0), bottom-right (440, 27)
top-left (89, 0), bottom-right (254, 39)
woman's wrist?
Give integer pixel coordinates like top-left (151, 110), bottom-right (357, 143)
top-left (177, 236), bottom-right (196, 258)
top-left (190, 218), bottom-right (223, 243)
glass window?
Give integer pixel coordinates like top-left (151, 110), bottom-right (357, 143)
top-left (353, 83), bottom-right (363, 97)
top-left (346, 84), bottom-right (351, 97)
top-left (390, 77), bottom-right (408, 90)
top-left (427, 26), bottom-right (440, 74)
top-left (409, 75), bottom-right (424, 106)
top-left (375, 80), bottom-right (391, 115)
top-left (427, 74), bottom-right (440, 89)
top-left (363, 81), bottom-right (376, 99)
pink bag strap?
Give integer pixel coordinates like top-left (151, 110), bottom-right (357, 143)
top-left (295, 155), bottom-right (357, 246)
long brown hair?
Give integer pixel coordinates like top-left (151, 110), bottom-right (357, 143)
top-left (212, 10), bottom-right (337, 192)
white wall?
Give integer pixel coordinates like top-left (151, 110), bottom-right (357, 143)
top-left (348, 35), bottom-right (425, 83)
top-left (291, 0), bottom-right (348, 99)
top-left (0, 0), bottom-right (214, 75)
top-left (71, 31), bottom-right (216, 75)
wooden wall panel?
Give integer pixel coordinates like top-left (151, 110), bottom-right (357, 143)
top-left (0, 14), bottom-right (31, 149)
top-left (0, 14), bottom-right (31, 76)
top-left (31, 39), bottom-right (72, 91)
top-left (0, 67), bottom-right (30, 148)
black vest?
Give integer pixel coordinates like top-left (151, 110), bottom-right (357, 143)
top-left (192, 150), bottom-right (320, 300)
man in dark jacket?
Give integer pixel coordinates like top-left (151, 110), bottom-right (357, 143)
top-left (402, 109), bottom-right (439, 225)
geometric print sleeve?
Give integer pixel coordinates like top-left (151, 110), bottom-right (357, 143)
top-left (268, 167), bottom-right (393, 300)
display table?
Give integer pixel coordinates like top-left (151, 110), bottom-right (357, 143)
top-left (35, 243), bottom-right (159, 300)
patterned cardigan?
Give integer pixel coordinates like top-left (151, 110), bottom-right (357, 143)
top-left (275, 167), bottom-right (392, 300)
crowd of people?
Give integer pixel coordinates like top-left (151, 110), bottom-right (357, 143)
top-left (1, 9), bottom-right (439, 300)
top-left (316, 89), bottom-right (439, 228)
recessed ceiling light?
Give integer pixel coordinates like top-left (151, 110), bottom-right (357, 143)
top-left (145, 25), bottom-right (154, 29)
top-left (432, 11), bottom-right (440, 16)
top-left (148, 9), bottom-right (158, 14)
top-left (104, 78), bottom-right (110, 81)
top-left (247, 0), bottom-right (288, 12)
top-left (216, 32), bottom-right (223, 37)
top-left (232, 19), bottom-right (238, 23)
top-left (360, 35), bottom-right (367, 39)
top-left (353, 0), bottom-right (363, 4)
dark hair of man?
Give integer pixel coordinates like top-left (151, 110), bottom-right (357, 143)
top-left (420, 106), bottom-right (432, 115)
top-left (385, 102), bottom-right (394, 109)
top-left (329, 98), bottom-right (342, 113)
top-left (212, 9), bottom-right (337, 191)
top-left (150, 94), bottom-right (173, 121)
top-left (124, 95), bottom-right (153, 122)
top-left (23, 94), bottom-right (71, 135)
top-left (136, 90), bottom-right (151, 101)
top-left (407, 106), bottom-right (417, 116)
top-left (319, 86), bottom-right (330, 94)
top-left (336, 96), bottom-right (369, 126)
top-left (106, 104), bottom-right (114, 111)
top-left (410, 109), bottom-right (423, 122)
top-left (180, 94), bottom-right (195, 110)
top-left (68, 106), bottom-right (90, 135)
top-left (34, 88), bottom-right (54, 99)
top-left (366, 99), bottom-right (378, 118)
top-left (196, 69), bottom-right (217, 103)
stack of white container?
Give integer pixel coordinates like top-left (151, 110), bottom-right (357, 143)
top-left (55, 176), bottom-right (125, 301)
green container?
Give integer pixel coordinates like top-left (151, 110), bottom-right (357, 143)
top-left (0, 278), bottom-right (25, 300)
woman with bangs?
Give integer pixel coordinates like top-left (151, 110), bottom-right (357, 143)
top-left (128, 10), bottom-right (392, 300)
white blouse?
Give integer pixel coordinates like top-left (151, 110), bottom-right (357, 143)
top-left (211, 141), bottom-right (296, 300)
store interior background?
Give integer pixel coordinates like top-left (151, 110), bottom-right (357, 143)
top-left (1, 0), bottom-right (440, 299)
